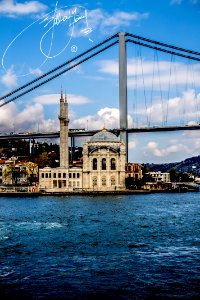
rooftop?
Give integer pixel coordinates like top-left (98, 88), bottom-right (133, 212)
top-left (90, 127), bottom-right (119, 143)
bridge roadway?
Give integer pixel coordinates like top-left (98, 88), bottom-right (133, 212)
top-left (0, 124), bottom-right (200, 140)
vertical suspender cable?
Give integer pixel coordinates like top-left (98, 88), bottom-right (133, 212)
top-left (155, 50), bottom-right (164, 126)
top-left (149, 50), bottom-right (156, 127)
top-left (165, 54), bottom-right (173, 126)
top-left (139, 45), bottom-right (149, 126)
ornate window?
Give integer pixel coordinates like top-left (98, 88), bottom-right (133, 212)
top-left (102, 175), bottom-right (106, 186)
top-left (93, 158), bottom-right (97, 170)
top-left (111, 158), bottom-right (116, 170)
top-left (111, 176), bottom-right (115, 186)
top-left (102, 158), bottom-right (106, 170)
top-left (92, 176), bottom-right (97, 186)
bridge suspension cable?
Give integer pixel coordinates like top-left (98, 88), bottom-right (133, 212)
top-left (0, 33), bottom-right (119, 107)
top-left (126, 33), bottom-right (200, 57)
top-left (126, 39), bottom-right (200, 63)
top-left (127, 34), bottom-right (200, 128)
top-left (1, 31), bottom-right (200, 113)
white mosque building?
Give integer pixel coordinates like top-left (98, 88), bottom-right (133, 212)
top-left (39, 92), bottom-right (126, 192)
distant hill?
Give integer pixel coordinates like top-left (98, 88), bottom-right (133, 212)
top-left (143, 155), bottom-right (200, 176)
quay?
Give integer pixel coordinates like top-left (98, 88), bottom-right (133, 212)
top-left (0, 185), bottom-right (199, 197)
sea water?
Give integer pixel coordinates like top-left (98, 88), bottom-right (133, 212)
top-left (0, 193), bottom-right (200, 299)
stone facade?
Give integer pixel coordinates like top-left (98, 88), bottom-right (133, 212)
top-left (82, 129), bottom-right (126, 191)
top-left (38, 92), bottom-right (126, 192)
top-left (39, 167), bottom-right (82, 192)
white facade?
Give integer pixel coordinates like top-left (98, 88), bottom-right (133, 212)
top-left (82, 128), bottom-right (126, 191)
top-left (149, 171), bottom-right (170, 183)
top-left (39, 167), bottom-right (82, 192)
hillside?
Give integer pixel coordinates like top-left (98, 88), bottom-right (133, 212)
top-left (143, 155), bottom-right (200, 176)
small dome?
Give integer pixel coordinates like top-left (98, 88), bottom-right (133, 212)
top-left (90, 128), bottom-right (119, 142)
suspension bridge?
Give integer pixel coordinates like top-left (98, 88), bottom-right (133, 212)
top-left (1, 32), bottom-right (200, 160)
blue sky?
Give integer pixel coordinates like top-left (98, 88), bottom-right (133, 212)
top-left (0, 0), bottom-right (200, 163)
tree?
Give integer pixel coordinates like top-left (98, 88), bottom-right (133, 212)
top-left (33, 152), bottom-right (50, 168)
top-left (169, 168), bottom-right (179, 182)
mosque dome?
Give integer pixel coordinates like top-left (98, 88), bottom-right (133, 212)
top-left (90, 127), bottom-right (119, 143)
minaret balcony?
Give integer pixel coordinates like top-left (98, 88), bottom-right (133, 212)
top-left (58, 115), bottom-right (66, 121)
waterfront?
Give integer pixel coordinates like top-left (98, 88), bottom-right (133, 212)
top-left (0, 193), bottom-right (200, 299)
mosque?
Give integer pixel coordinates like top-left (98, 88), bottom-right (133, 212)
top-left (39, 92), bottom-right (126, 192)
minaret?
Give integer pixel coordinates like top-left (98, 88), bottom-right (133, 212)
top-left (59, 89), bottom-right (69, 168)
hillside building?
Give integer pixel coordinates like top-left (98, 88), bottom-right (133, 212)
top-left (148, 171), bottom-right (170, 183)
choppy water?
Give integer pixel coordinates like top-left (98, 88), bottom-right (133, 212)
top-left (0, 193), bottom-right (200, 299)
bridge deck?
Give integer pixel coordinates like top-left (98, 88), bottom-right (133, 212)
top-left (0, 125), bottom-right (200, 140)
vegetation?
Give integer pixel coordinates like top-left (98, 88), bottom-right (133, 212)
top-left (143, 155), bottom-right (200, 177)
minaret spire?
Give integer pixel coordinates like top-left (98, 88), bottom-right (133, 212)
top-left (60, 85), bottom-right (64, 100)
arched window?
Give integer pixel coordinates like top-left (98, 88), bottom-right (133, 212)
top-left (92, 176), bottom-right (97, 186)
top-left (102, 175), bottom-right (106, 186)
top-left (111, 158), bottom-right (116, 170)
top-left (111, 176), bottom-right (115, 186)
top-left (102, 158), bottom-right (106, 170)
top-left (93, 158), bottom-right (97, 170)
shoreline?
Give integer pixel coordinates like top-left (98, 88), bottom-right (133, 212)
top-left (0, 188), bottom-right (199, 197)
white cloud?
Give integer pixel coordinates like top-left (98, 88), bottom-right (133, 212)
top-left (64, 8), bottom-right (149, 38)
top-left (87, 8), bottom-right (149, 34)
top-left (29, 68), bottom-right (43, 76)
top-left (0, 100), bottom-right (59, 133)
top-left (0, 0), bottom-right (47, 16)
top-left (137, 89), bottom-right (200, 124)
top-left (71, 107), bottom-right (133, 130)
top-left (129, 139), bottom-right (137, 149)
top-left (145, 140), bottom-right (189, 158)
top-left (98, 59), bottom-right (200, 90)
top-left (34, 93), bottom-right (93, 106)
top-left (102, 11), bottom-right (149, 28)
top-left (32, 118), bottom-right (59, 133)
top-left (0, 101), bottom-right (45, 132)
top-left (1, 66), bottom-right (17, 87)
top-left (15, 103), bottom-right (44, 128)
top-left (0, 101), bottom-right (18, 131)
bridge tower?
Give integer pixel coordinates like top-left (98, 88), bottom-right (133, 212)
top-left (59, 90), bottom-right (69, 168)
top-left (119, 32), bottom-right (128, 162)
